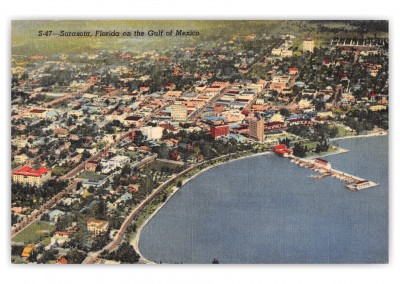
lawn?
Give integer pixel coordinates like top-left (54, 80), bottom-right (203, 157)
top-left (77, 171), bottom-right (107, 180)
top-left (52, 164), bottom-right (75, 176)
top-left (146, 160), bottom-right (183, 172)
top-left (12, 221), bottom-right (56, 245)
top-left (125, 151), bottom-right (140, 160)
top-left (306, 146), bottom-right (343, 158)
top-left (267, 132), bottom-right (300, 141)
top-left (334, 125), bottom-right (353, 137)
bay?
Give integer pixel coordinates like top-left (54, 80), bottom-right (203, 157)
top-left (138, 136), bottom-right (388, 264)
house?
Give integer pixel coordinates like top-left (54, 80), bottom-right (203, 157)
top-left (54, 128), bottom-right (68, 137)
top-left (118, 192), bottom-right (133, 202)
top-left (51, 231), bottom-right (70, 246)
top-left (14, 154), bottom-right (29, 164)
top-left (29, 109), bottom-right (47, 118)
top-left (128, 184), bottom-right (140, 192)
top-left (70, 154), bottom-right (82, 163)
top-left (82, 179), bottom-right (106, 189)
top-left (85, 161), bottom-right (99, 172)
top-left (56, 257), bottom-right (68, 264)
top-left (87, 218), bottom-right (109, 236)
top-left (370, 105), bottom-right (387, 111)
top-left (11, 206), bottom-right (28, 214)
top-left (49, 209), bottom-right (65, 222)
top-left (21, 244), bottom-right (35, 258)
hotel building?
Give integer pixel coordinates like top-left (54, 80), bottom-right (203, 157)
top-left (12, 165), bottom-right (51, 186)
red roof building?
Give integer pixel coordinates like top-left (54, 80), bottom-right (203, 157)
top-left (57, 258), bottom-right (69, 264)
top-left (12, 165), bottom-right (51, 186)
top-left (273, 144), bottom-right (293, 157)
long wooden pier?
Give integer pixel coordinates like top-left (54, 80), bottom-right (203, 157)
top-left (289, 156), bottom-right (378, 191)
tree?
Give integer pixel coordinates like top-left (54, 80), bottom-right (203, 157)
top-left (11, 212), bottom-right (19, 226)
top-left (40, 213), bottom-right (50, 222)
top-left (279, 108), bottom-right (290, 117)
top-left (66, 249), bottom-right (86, 264)
top-left (329, 126), bottom-right (339, 138)
top-left (106, 242), bottom-right (140, 263)
top-left (212, 258), bottom-right (219, 264)
top-left (293, 143), bottom-right (307, 158)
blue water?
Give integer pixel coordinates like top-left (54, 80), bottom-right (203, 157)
top-left (138, 136), bottom-right (388, 263)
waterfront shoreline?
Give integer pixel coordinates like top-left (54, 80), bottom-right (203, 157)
top-left (131, 151), bottom-right (271, 263)
top-left (132, 133), bottom-right (388, 264)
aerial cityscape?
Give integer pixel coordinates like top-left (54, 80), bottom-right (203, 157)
top-left (11, 20), bottom-right (388, 264)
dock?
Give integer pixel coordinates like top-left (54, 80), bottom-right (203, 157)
top-left (289, 156), bottom-right (378, 191)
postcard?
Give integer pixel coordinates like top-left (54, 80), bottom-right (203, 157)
top-left (11, 20), bottom-right (388, 264)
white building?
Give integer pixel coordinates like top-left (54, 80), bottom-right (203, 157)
top-left (140, 126), bottom-right (163, 140)
top-left (100, 155), bottom-right (130, 174)
top-left (303, 38), bottom-right (315, 53)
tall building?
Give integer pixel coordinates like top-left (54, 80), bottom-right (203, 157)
top-left (171, 103), bottom-right (187, 121)
top-left (248, 117), bottom-right (265, 142)
top-left (303, 38), bottom-right (315, 53)
top-left (210, 124), bottom-right (229, 139)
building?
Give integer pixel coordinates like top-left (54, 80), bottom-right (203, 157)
top-left (29, 109), bottom-right (47, 118)
top-left (49, 209), bottom-right (65, 222)
top-left (171, 103), bottom-right (187, 121)
top-left (21, 245), bottom-right (35, 258)
top-left (87, 218), bottom-right (109, 236)
top-left (12, 165), bottom-right (51, 186)
top-left (370, 105), bottom-right (387, 111)
top-left (270, 75), bottom-right (292, 93)
top-left (248, 117), bottom-right (265, 142)
top-left (100, 155), bottom-right (130, 174)
top-left (269, 113), bottom-right (285, 123)
top-left (140, 126), bottom-right (164, 140)
top-left (54, 128), bottom-right (68, 137)
top-left (303, 38), bottom-right (315, 53)
top-left (51, 231), bottom-right (70, 246)
top-left (273, 144), bottom-right (293, 157)
top-left (82, 179), bottom-right (106, 189)
top-left (210, 124), bottom-right (229, 139)
top-left (85, 161), bottom-right (99, 172)
top-left (346, 180), bottom-right (376, 191)
top-left (313, 158), bottom-right (332, 170)
top-left (14, 154), bottom-right (29, 164)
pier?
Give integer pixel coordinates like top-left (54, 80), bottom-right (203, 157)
top-left (289, 156), bottom-right (378, 191)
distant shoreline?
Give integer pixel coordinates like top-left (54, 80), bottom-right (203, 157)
top-left (330, 131), bottom-right (388, 142)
